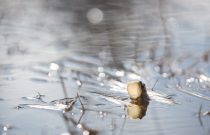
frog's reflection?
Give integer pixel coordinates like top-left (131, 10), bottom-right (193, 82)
top-left (127, 85), bottom-right (149, 119)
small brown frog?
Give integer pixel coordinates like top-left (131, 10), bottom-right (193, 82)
top-left (127, 81), bottom-right (147, 100)
top-left (127, 81), bottom-right (149, 119)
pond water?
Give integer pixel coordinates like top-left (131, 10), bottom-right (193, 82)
top-left (0, 0), bottom-right (210, 135)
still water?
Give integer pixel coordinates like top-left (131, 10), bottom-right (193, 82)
top-left (0, 0), bottom-right (210, 135)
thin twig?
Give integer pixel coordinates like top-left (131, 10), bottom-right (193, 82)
top-left (60, 76), bottom-right (68, 98)
top-left (77, 92), bottom-right (85, 124)
top-left (198, 104), bottom-right (203, 127)
top-left (64, 100), bottom-right (77, 112)
top-left (77, 92), bottom-right (85, 111)
top-left (152, 79), bottom-right (159, 91)
top-left (36, 92), bottom-right (45, 99)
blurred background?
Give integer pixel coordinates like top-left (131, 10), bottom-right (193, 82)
top-left (1, 0), bottom-right (210, 64)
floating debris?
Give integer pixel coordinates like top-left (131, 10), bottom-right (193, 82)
top-left (202, 111), bottom-right (210, 116)
top-left (146, 91), bottom-right (176, 105)
top-left (18, 104), bottom-right (67, 111)
top-left (19, 94), bottom-right (86, 113)
top-left (21, 92), bottom-right (46, 103)
top-left (15, 105), bottom-right (24, 110)
top-left (35, 92), bottom-right (45, 99)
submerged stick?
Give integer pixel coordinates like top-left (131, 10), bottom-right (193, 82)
top-left (60, 76), bottom-right (68, 98)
